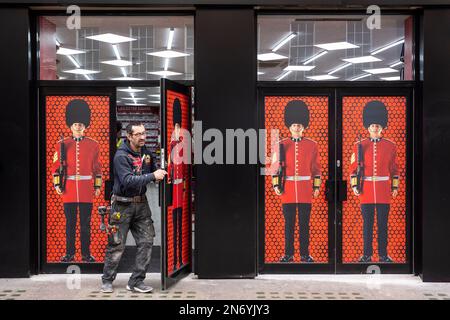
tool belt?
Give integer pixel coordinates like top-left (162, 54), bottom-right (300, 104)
top-left (285, 175), bottom-right (311, 181)
top-left (66, 175), bottom-right (92, 181)
top-left (363, 176), bottom-right (389, 181)
top-left (112, 194), bottom-right (147, 203)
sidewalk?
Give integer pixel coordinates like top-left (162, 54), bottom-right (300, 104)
top-left (0, 274), bottom-right (449, 300)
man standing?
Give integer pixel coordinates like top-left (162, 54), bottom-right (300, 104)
top-left (101, 122), bottom-right (167, 293)
top-left (350, 100), bottom-right (399, 263)
top-left (52, 99), bottom-right (102, 263)
top-left (272, 100), bottom-right (321, 263)
top-left (168, 98), bottom-right (185, 272)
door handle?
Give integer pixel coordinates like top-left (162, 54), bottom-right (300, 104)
top-left (325, 180), bottom-right (335, 202)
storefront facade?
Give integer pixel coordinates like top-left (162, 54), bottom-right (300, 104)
top-left (0, 1), bottom-right (449, 283)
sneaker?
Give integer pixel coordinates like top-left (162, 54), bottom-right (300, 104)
top-left (101, 282), bottom-right (113, 293)
top-left (300, 255), bottom-right (315, 263)
top-left (279, 255), bottom-right (294, 263)
top-left (126, 282), bottom-right (153, 293)
top-left (379, 255), bottom-right (394, 263)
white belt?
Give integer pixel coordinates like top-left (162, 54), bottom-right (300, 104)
top-left (173, 178), bottom-right (183, 185)
top-left (66, 175), bottom-right (92, 181)
top-left (285, 176), bottom-right (311, 181)
top-left (363, 176), bottom-right (389, 181)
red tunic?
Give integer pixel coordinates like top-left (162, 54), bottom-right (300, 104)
top-left (350, 138), bottom-right (399, 204)
top-left (168, 137), bottom-right (185, 208)
top-left (274, 137), bottom-right (321, 204)
top-left (52, 136), bottom-right (102, 203)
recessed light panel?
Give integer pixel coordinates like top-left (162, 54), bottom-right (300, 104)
top-left (363, 68), bottom-right (398, 74)
top-left (306, 75), bottom-right (339, 80)
top-left (87, 33), bottom-right (136, 44)
top-left (147, 50), bottom-right (190, 58)
top-left (314, 41), bottom-right (359, 51)
top-left (257, 53), bottom-right (288, 61)
top-left (284, 65), bottom-right (316, 71)
top-left (101, 60), bottom-right (133, 67)
top-left (342, 56), bottom-right (382, 64)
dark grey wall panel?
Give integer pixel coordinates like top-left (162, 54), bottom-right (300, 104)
top-left (422, 8), bottom-right (450, 282)
top-left (195, 8), bottom-right (257, 278)
top-left (0, 8), bottom-right (31, 277)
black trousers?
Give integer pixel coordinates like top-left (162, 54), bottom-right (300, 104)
top-left (282, 203), bottom-right (311, 257)
top-left (361, 204), bottom-right (390, 257)
top-left (63, 202), bottom-right (92, 257)
top-left (172, 207), bottom-right (183, 268)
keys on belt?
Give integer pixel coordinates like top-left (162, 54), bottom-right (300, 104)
top-left (363, 176), bottom-right (389, 181)
top-left (285, 175), bottom-right (311, 181)
top-left (66, 175), bottom-right (92, 181)
top-left (112, 194), bottom-right (147, 203)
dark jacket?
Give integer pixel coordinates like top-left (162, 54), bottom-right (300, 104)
top-left (112, 141), bottom-right (157, 197)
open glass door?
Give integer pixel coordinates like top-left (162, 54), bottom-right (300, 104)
top-left (160, 79), bottom-right (193, 290)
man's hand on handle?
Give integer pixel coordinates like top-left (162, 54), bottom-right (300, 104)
top-left (392, 189), bottom-right (398, 198)
top-left (153, 169), bottom-right (168, 181)
top-left (313, 189), bottom-right (320, 198)
top-left (352, 186), bottom-right (360, 196)
top-left (55, 186), bottom-right (63, 195)
top-left (95, 188), bottom-right (101, 197)
top-left (274, 186), bottom-right (282, 196)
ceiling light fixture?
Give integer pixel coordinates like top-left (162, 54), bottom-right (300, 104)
top-left (83, 74), bottom-right (91, 80)
top-left (390, 61), bottom-right (404, 68)
top-left (57, 48), bottom-right (85, 55)
top-left (257, 52), bottom-right (288, 61)
top-left (167, 28), bottom-right (175, 50)
top-left (67, 56), bottom-right (81, 68)
top-left (306, 75), bottom-right (339, 81)
top-left (342, 56), bottom-right (382, 64)
top-left (118, 87), bottom-right (145, 93)
top-left (314, 41), bottom-right (359, 51)
top-left (147, 50), bottom-right (190, 58)
top-left (148, 94), bottom-right (161, 98)
top-left (123, 97), bottom-right (146, 100)
top-left (272, 32), bottom-right (297, 52)
top-left (363, 67), bottom-right (398, 74)
top-left (371, 39), bottom-right (405, 55)
top-left (148, 70), bottom-right (182, 77)
top-left (112, 44), bottom-right (121, 60)
top-left (350, 73), bottom-right (371, 81)
top-left (101, 60), bottom-right (133, 67)
top-left (86, 33), bottom-right (136, 44)
top-left (64, 68), bottom-right (100, 75)
top-left (303, 51), bottom-right (328, 65)
top-left (381, 76), bottom-right (401, 81)
top-left (277, 71), bottom-right (292, 81)
top-left (164, 59), bottom-right (169, 71)
top-left (328, 63), bottom-right (352, 75)
top-left (284, 65), bottom-right (316, 71)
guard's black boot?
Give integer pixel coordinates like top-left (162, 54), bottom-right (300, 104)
top-left (82, 255), bottom-right (96, 263)
top-left (379, 255), bottom-right (393, 263)
top-left (279, 255), bottom-right (294, 263)
top-left (61, 254), bottom-right (75, 263)
top-left (358, 255), bottom-right (372, 263)
top-left (300, 255), bottom-right (315, 263)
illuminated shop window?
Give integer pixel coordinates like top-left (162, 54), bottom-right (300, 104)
top-left (257, 15), bottom-right (414, 81)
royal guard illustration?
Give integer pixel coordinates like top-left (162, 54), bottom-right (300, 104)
top-left (52, 99), bottom-right (102, 263)
top-left (168, 98), bottom-right (186, 271)
top-left (271, 100), bottom-right (321, 263)
top-left (350, 100), bottom-right (399, 263)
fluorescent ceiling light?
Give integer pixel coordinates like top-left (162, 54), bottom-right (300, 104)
top-left (342, 56), bottom-right (382, 64)
top-left (87, 33), bottom-right (136, 44)
top-left (57, 48), bottom-right (85, 55)
top-left (118, 87), bottom-right (145, 93)
top-left (164, 59), bottom-right (169, 71)
top-left (277, 71), bottom-right (292, 81)
top-left (147, 50), bottom-right (190, 58)
top-left (148, 94), bottom-right (161, 98)
top-left (257, 71), bottom-right (265, 75)
top-left (306, 75), bottom-right (339, 81)
top-left (101, 59), bottom-right (133, 67)
top-left (314, 41), bottom-right (359, 51)
top-left (148, 70), bottom-right (182, 77)
top-left (257, 52), bottom-right (288, 61)
top-left (390, 61), bottom-right (403, 68)
top-left (112, 44), bottom-right (121, 60)
top-left (284, 65), bottom-right (316, 71)
top-left (167, 28), bottom-right (175, 50)
top-left (381, 76), bottom-right (401, 81)
top-left (125, 103), bottom-right (147, 106)
top-left (111, 77), bottom-right (142, 80)
top-left (120, 67), bottom-right (127, 77)
top-left (350, 73), bottom-right (371, 81)
top-left (272, 32), bottom-right (297, 52)
top-left (64, 69), bottom-right (100, 75)
top-left (371, 39), bottom-right (405, 55)
top-left (363, 67), bottom-right (398, 74)
top-left (83, 74), bottom-right (91, 80)
top-left (328, 63), bottom-right (352, 75)
top-left (67, 56), bottom-right (81, 68)
top-left (123, 97), bottom-right (146, 100)
top-left (148, 100), bottom-right (161, 104)
top-left (303, 51), bottom-right (328, 65)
